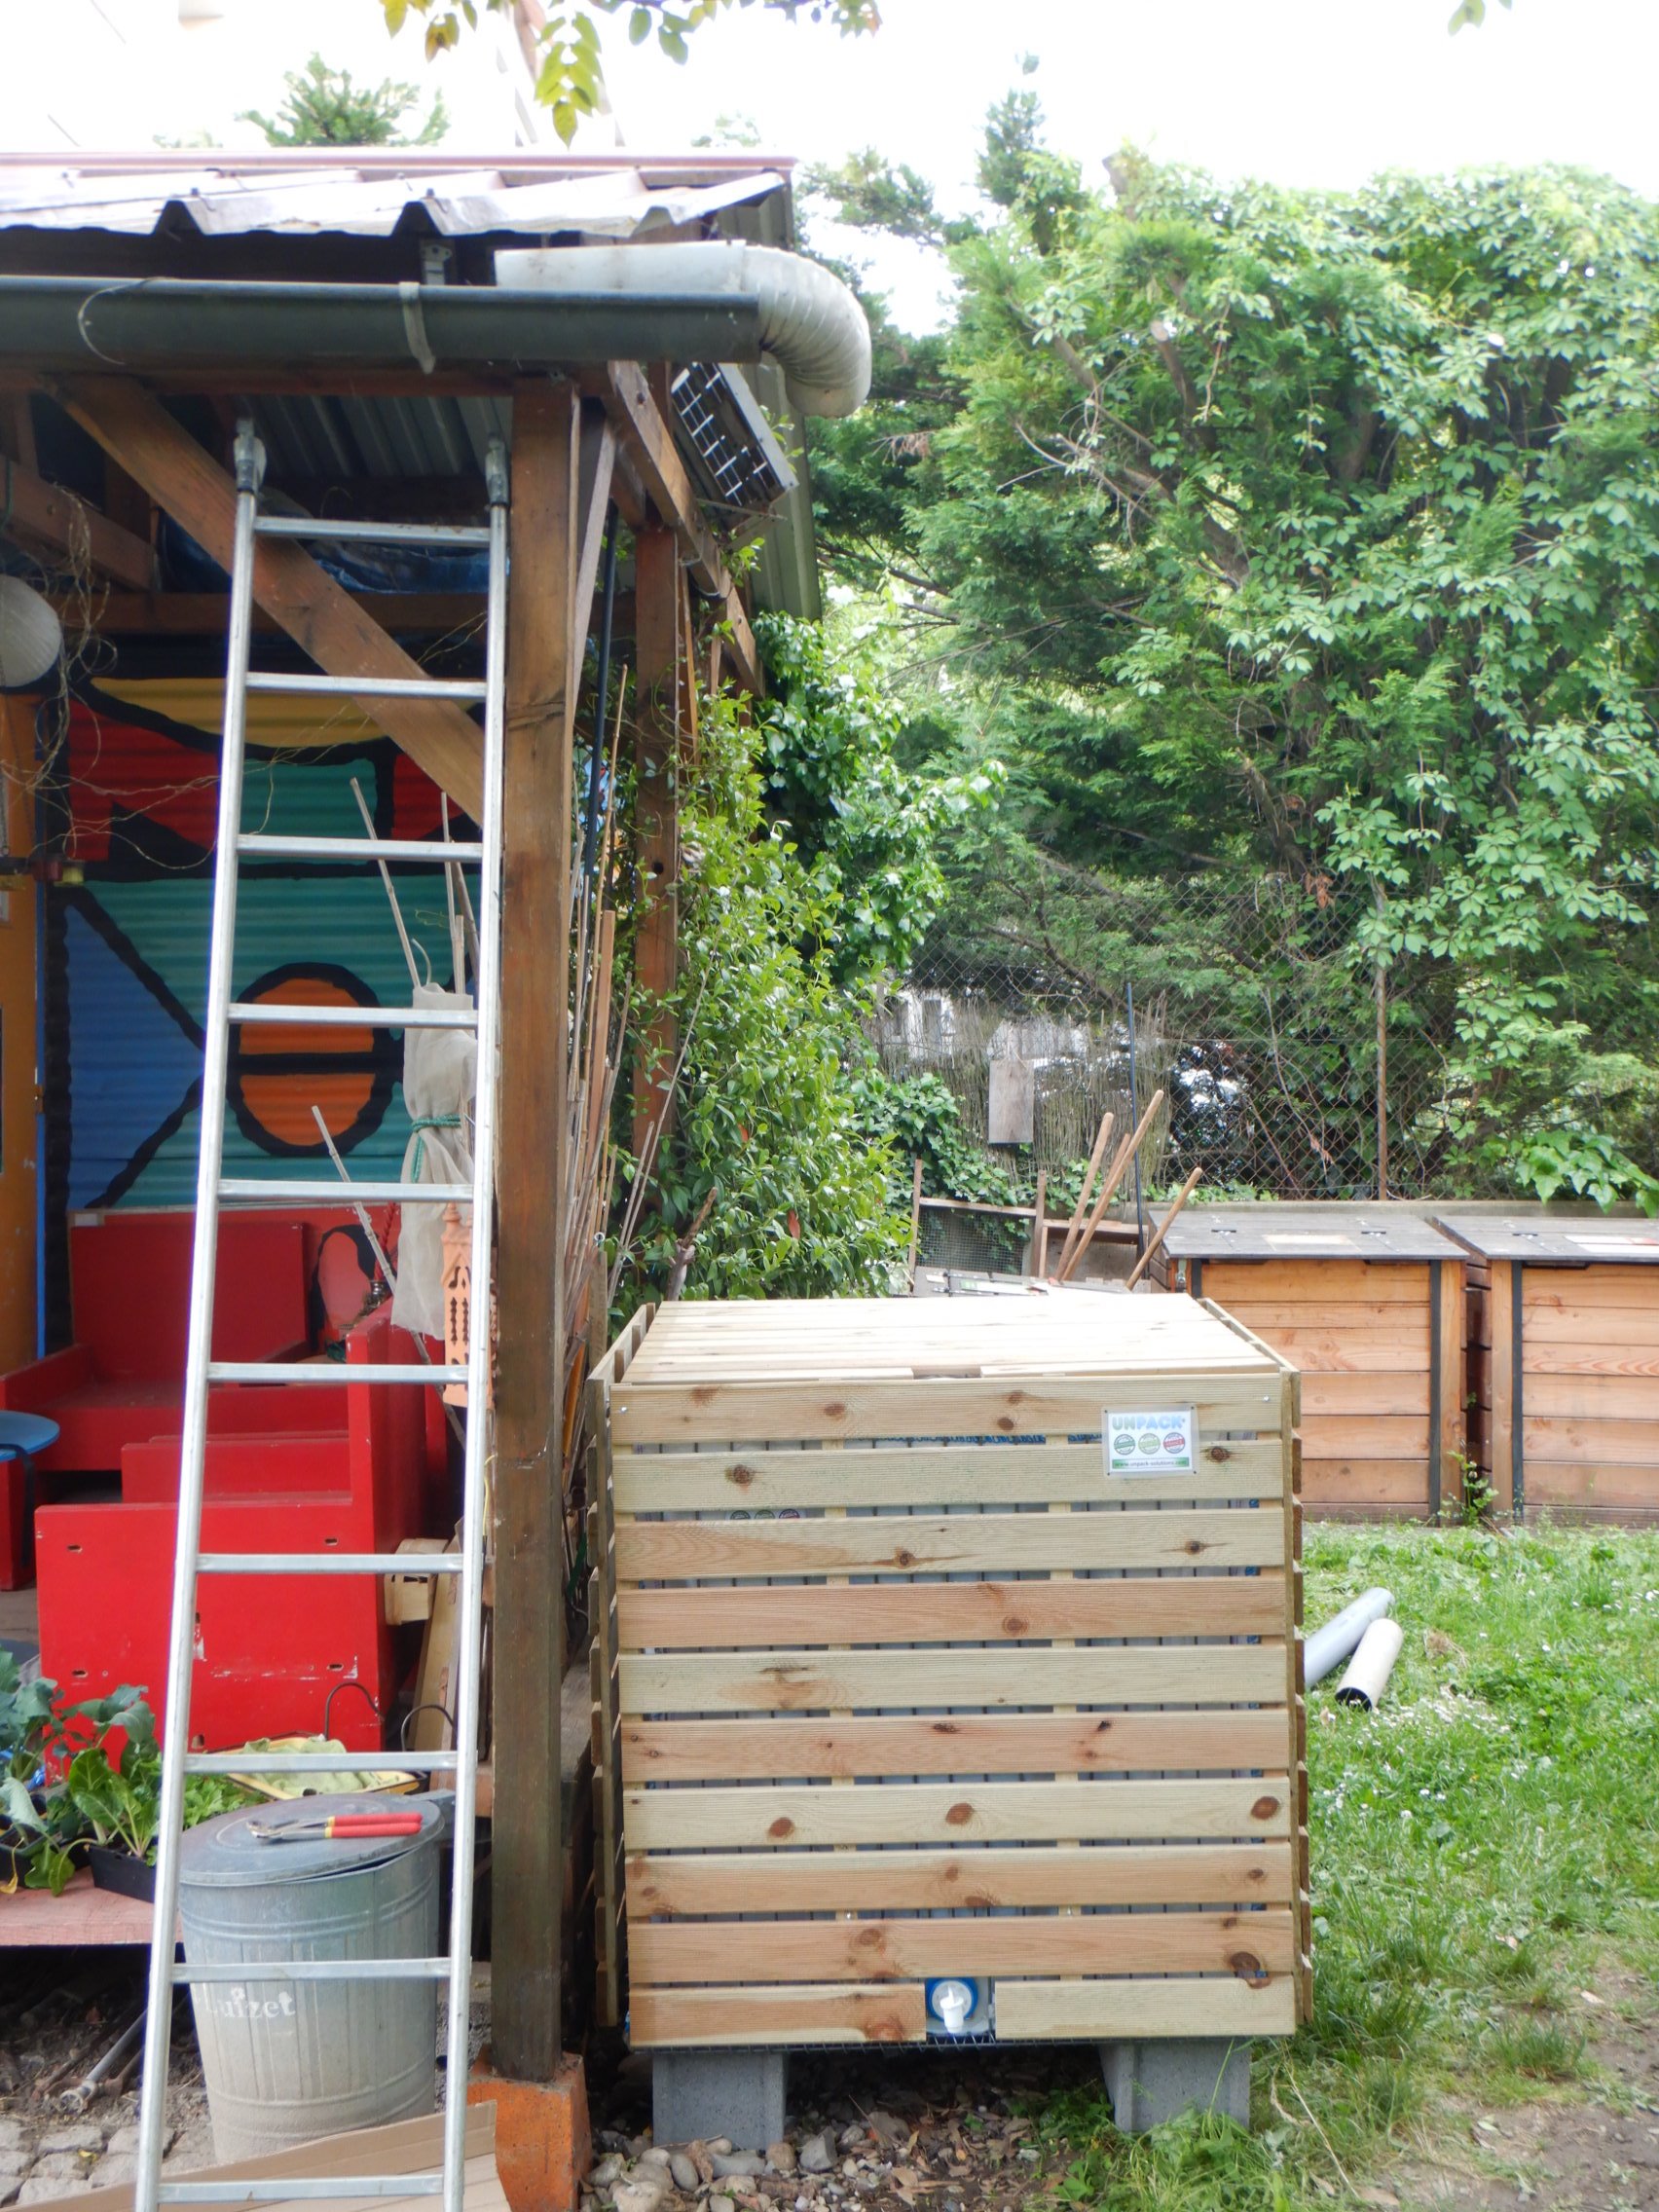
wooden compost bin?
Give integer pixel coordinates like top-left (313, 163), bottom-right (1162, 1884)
top-left (588, 1294), bottom-right (1309, 2051)
top-left (1150, 1206), bottom-right (1464, 1520)
top-left (1439, 1214), bottom-right (1659, 1524)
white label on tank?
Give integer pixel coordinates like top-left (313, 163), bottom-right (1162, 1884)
top-left (1264, 1233), bottom-right (1348, 1247)
top-left (1567, 1234), bottom-right (1659, 1255)
top-left (1105, 1406), bottom-right (1197, 1478)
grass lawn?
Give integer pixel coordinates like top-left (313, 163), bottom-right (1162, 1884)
top-left (1033, 1523), bottom-right (1659, 2210)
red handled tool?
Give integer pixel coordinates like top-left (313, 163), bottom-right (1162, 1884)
top-left (247, 1812), bottom-right (424, 1844)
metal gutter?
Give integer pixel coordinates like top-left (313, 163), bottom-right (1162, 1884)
top-left (0, 276), bottom-right (762, 374)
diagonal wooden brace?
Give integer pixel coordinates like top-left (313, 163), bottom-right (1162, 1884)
top-left (55, 377), bottom-right (485, 816)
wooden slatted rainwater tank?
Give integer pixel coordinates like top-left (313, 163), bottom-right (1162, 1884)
top-left (588, 1293), bottom-right (1309, 2052)
top-left (1150, 1205), bottom-right (1465, 1520)
top-left (1438, 1213), bottom-right (1659, 1524)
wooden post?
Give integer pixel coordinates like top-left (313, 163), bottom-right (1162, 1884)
top-left (632, 526), bottom-right (682, 1158)
top-left (493, 380), bottom-right (580, 2081)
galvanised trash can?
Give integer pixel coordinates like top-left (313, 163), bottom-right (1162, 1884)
top-left (179, 1793), bottom-right (442, 2160)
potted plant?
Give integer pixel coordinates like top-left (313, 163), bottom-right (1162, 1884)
top-left (0, 1648), bottom-right (59, 1884)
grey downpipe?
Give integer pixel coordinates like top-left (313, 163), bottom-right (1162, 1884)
top-left (495, 240), bottom-right (872, 417)
top-left (1336, 1618), bottom-right (1405, 1711)
top-left (1304, 1585), bottom-right (1394, 1688)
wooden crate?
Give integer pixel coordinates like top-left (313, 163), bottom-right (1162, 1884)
top-left (1438, 1214), bottom-right (1659, 1525)
top-left (1151, 1205), bottom-right (1464, 1521)
top-left (590, 1292), bottom-right (1308, 2051)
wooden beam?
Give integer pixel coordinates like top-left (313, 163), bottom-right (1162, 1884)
top-left (632, 526), bottom-right (682, 1160)
top-left (0, 456), bottom-right (156, 591)
top-left (52, 379), bottom-right (484, 816)
top-left (49, 590), bottom-right (490, 638)
top-left (587, 363), bottom-right (762, 696)
top-left (489, 379), bottom-right (619, 2082)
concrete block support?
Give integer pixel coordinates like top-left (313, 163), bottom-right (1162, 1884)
top-left (1099, 2040), bottom-right (1252, 2133)
top-left (652, 2049), bottom-right (788, 2154)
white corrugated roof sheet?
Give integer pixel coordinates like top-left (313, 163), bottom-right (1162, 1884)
top-left (0, 157), bottom-right (788, 239)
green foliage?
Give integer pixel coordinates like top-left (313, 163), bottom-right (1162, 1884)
top-left (243, 54), bottom-right (448, 144)
top-left (380, 0), bottom-right (875, 143)
top-left (620, 687), bottom-right (905, 1304)
top-left (1028, 1526), bottom-right (1659, 2210)
top-left (813, 117), bottom-right (1659, 1203)
top-left (847, 1064), bottom-right (1021, 1207)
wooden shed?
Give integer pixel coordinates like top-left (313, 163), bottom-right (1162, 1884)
top-left (588, 1293), bottom-right (1309, 2051)
top-left (1439, 1214), bottom-right (1659, 1524)
top-left (1151, 1205), bottom-right (1464, 1520)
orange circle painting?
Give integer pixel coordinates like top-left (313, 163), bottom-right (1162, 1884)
top-left (228, 964), bottom-right (397, 1158)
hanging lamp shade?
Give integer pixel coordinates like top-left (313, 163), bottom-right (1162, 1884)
top-left (0, 576), bottom-right (63, 690)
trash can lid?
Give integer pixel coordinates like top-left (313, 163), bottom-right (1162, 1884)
top-left (179, 1792), bottom-right (442, 1888)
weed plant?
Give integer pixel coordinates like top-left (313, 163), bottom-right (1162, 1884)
top-left (1034, 1526), bottom-right (1659, 2209)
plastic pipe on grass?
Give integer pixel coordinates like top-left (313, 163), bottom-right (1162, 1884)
top-left (1336, 1618), bottom-right (1405, 1711)
top-left (1304, 1586), bottom-right (1394, 1688)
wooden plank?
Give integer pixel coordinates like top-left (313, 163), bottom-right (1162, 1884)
top-left (620, 1641), bottom-right (1289, 1714)
top-left (994, 1974), bottom-right (1297, 2042)
top-left (1522, 1416), bottom-right (1659, 1465)
top-left (58, 589), bottom-right (487, 636)
top-left (1201, 1261), bottom-right (1424, 1303)
top-left (612, 1436), bottom-right (1286, 1512)
top-left (617, 1572), bottom-right (1288, 1653)
top-left (1294, 1414), bottom-right (1430, 1458)
top-left (1523, 1462), bottom-right (1659, 1508)
top-left (1519, 1309), bottom-right (1659, 1346)
top-left (490, 378), bottom-right (580, 2079)
top-left (613, 1505), bottom-right (1283, 1582)
top-left (630, 1908), bottom-right (1297, 1987)
top-left (1522, 1373), bottom-right (1659, 1417)
top-left (630, 1983), bottom-right (926, 2047)
top-left (621, 1776), bottom-right (1291, 1849)
top-left (1438, 1256), bottom-right (1465, 1516)
top-left (1, 456), bottom-right (156, 588)
top-left (1300, 1461), bottom-right (1431, 1506)
top-left (1209, 1301), bottom-right (1441, 1334)
top-left (55, 379), bottom-right (484, 816)
top-left (1521, 1269), bottom-right (1659, 1310)
top-left (1298, 1372), bottom-right (1430, 1417)
top-left (611, 1372), bottom-right (1283, 1445)
top-left (627, 1841), bottom-right (1295, 1917)
top-left (1231, 1327), bottom-right (1430, 1370)
top-left (621, 1706), bottom-right (1292, 1782)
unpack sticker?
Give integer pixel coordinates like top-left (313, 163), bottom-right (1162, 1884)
top-left (1105, 1406), bottom-right (1197, 1478)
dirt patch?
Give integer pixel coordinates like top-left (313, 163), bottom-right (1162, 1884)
top-left (1392, 1990), bottom-right (1659, 2211)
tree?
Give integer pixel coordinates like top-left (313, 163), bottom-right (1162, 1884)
top-left (243, 54), bottom-right (448, 144)
top-left (381, 0), bottom-right (877, 144)
top-left (808, 112), bottom-right (1659, 1206)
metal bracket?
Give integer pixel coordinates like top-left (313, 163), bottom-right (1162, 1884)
top-left (484, 436), bottom-right (508, 509)
top-left (232, 419), bottom-right (266, 496)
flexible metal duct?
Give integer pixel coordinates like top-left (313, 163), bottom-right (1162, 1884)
top-left (495, 241), bottom-right (871, 418)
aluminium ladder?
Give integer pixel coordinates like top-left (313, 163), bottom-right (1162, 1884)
top-left (133, 422), bottom-right (507, 2212)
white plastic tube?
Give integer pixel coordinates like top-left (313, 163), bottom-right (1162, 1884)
top-left (1304, 1586), bottom-right (1394, 1688)
top-left (1335, 1618), bottom-right (1405, 1711)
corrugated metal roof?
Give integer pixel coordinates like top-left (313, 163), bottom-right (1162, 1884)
top-left (0, 158), bottom-right (789, 240)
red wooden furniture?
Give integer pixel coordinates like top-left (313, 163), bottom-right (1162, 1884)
top-left (34, 1308), bottom-right (449, 1751)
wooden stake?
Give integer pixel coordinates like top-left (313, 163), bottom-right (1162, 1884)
top-left (907, 1156), bottom-right (924, 1283)
top-left (1053, 1111), bottom-right (1115, 1279)
top-left (1056, 1088), bottom-right (1166, 1285)
top-left (1126, 1162), bottom-right (1203, 1290)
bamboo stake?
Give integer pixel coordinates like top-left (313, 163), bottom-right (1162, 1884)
top-left (906, 1155), bottom-right (924, 1282)
top-left (1125, 1161), bottom-right (1204, 1290)
top-left (350, 776), bottom-right (421, 990)
top-left (1055, 1087), bottom-right (1166, 1284)
top-left (1052, 1110), bottom-right (1115, 1279)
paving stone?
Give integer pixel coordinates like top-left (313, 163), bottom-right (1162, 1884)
top-left (35, 2130), bottom-right (105, 2158)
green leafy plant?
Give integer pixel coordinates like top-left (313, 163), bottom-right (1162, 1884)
top-left (242, 54), bottom-right (448, 144)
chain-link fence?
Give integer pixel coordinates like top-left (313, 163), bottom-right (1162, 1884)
top-left (872, 864), bottom-right (1473, 1206)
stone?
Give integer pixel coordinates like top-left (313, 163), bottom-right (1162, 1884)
top-left (0, 2158), bottom-right (28, 2184)
top-left (836, 2129), bottom-right (865, 2155)
top-left (653, 2053), bottom-right (787, 2158)
top-left (797, 2137), bottom-right (833, 2176)
top-left (614, 2180), bottom-right (671, 2212)
top-left (1098, 2039), bottom-right (1252, 2133)
top-left (710, 2198), bottom-right (735, 2212)
top-left (710, 2157), bottom-right (766, 2182)
top-left (92, 2157), bottom-right (135, 2189)
top-left (106, 2124), bottom-right (176, 2159)
top-left (35, 2131), bottom-right (104, 2158)
top-left (639, 2151), bottom-right (673, 2171)
top-left (0, 2130), bottom-right (21, 2155)
top-left (765, 2144), bottom-right (795, 2176)
top-left (668, 2155), bottom-right (700, 2192)
top-left (589, 2157), bottom-right (626, 2190)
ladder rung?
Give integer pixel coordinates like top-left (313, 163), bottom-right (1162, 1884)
top-left (254, 514), bottom-right (491, 549)
top-left (239, 833), bottom-right (485, 865)
top-left (185, 1751), bottom-right (457, 1774)
top-left (208, 1362), bottom-right (467, 1385)
top-left (220, 1179), bottom-right (472, 1205)
top-left (198, 1552), bottom-right (466, 1576)
top-left (229, 1002), bottom-right (475, 1031)
top-left (161, 2180), bottom-right (444, 2202)
top-left (245, 672), bottom-right (488, 703)
top-left (173, 1959), bottom-right (451, 1983)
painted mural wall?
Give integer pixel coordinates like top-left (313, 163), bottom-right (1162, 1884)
top-left (45, 678), bottom-right (475, 1216)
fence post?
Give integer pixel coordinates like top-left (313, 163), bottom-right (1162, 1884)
top-left (1375, 958), bottom-right (1389, 1201)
